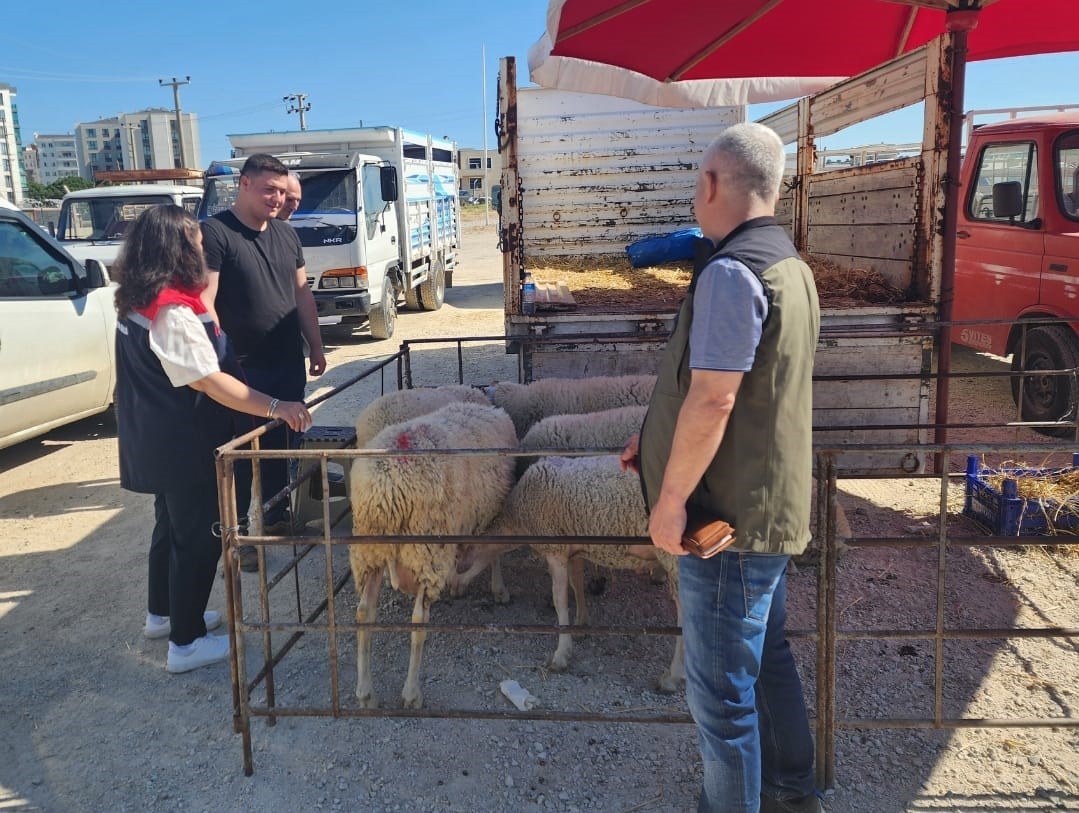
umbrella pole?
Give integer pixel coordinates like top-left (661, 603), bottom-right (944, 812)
top-left (934, 9), bottom-right (978, 468)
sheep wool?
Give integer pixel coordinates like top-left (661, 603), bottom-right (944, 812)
top-left (353, 385), bottom-right (490, 448)
top-left (517, 405), bottom-right (648, 474)
top-left (349, 401), bottom-right (517, 709)
top-left (489, 374), bottom-right (656, 437)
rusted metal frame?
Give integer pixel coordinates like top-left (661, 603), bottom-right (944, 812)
top-left (844, 536), bottom-right (1079, 549)
top-left (820, 453), bottom-right (839, 790)
top-left (499, 57), bottom-right (521, 318)
top-left (245, 706), bottom-right (695, 725)
top-left (837, 717), bottom-right (1079, 730)
top-left (932, 453), bottom-right (949, 725)
top-left (835, 627), bottom-right (1079, 640)
top-left (315, 457), bottom-right (342, 716)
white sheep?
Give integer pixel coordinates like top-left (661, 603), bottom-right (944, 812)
top-left (354, 384), bottom-right (490, 448)
top-left (516, 404), bottom-right (648, 476)
top-left (488, 374), bottom-right (656, 437)
top-left (486, 454), bottom-right (684, 694)
top-left (349, 401), bottom-right (517, 709)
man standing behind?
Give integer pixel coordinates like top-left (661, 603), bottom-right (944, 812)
top-left (278, 172), bottom-right (302, 221)
top-left (201, 154), bottom-right (326, 570)
top-left (623, 123), bottom-right (821, 812)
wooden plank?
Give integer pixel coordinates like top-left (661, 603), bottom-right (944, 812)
top-left (815, 341), bottom-right (930, 375)
top-left (813, 408), bottom-right (924, 428)
top-left (808, 159), bottom-right (919, 195)
top-left (808, 193), bottom-right (919, 227)
top-left (813, 379), bottom-right (923, 409)
top-left (810, 46), bottom-right (929, 139)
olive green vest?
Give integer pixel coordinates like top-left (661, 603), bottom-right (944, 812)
top-left (639, 217), bottom-right (820, 555)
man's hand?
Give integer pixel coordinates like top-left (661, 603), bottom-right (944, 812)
top-left (620, 433), bottom-right (640, 473)
top-left (649, 495), bottom-right (689, 556)
top-left (308, 346), bottom-right (327, 377)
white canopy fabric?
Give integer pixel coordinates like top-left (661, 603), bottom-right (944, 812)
top-left (527, 1), bottom-right (844, 108)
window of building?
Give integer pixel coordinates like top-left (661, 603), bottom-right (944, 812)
top-left (487, 158), bottom-right (493, 168)
top-left (468, 157), bottom-right (482, 170)
top-left (88, 140), bottom-right (98, 150)
top-left (101, 128), bottom-right (109, 137)
top-left (87, 128), bottom-right (96, 137)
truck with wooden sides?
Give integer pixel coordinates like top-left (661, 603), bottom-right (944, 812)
top-left (200, 127), bottom-right (460, 340)
top-left (497, 42), bottom-right (961, 475)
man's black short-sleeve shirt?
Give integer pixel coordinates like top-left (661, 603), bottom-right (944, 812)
top-left (202, 210), bottom-right (306, 367)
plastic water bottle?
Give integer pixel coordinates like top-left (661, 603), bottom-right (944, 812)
top-left (521, 271), bottom-right (537, 315)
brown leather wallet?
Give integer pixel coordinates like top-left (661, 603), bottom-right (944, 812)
top-left (682, 506), bottom-right (736, 558)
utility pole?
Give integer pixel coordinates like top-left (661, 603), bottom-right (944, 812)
top-left (158, 76), bottom-right (190, 168)
top-left (284, 93), bottom-right (311, 130)
top-left (482, 44), bottom-right (489, 226)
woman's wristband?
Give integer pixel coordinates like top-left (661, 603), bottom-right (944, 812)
top-left (267, 397), bottom-right (280, 418)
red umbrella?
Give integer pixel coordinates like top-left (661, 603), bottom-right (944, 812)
top-left (530, 0), bottom-right (1079, 106)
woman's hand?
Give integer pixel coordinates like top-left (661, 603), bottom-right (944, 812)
top-left (272, 400), bottom-right (312, 433)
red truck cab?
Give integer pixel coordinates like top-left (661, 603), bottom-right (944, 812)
top-left (953, 114), bottom-right (1079, 434)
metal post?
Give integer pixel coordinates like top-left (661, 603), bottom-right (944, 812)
top-left (158, 76), bottom-right (190, 169)
top-left (482, 43), bottom-right (490, 227)
top-left (284, 94), bottom-right (311, 131)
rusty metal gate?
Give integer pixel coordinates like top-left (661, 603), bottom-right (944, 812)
top-left (215, 337), bottom-right (1078, 785)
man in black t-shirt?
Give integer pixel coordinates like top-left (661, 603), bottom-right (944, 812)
top-left (201, 154), bottom-right (326, 566)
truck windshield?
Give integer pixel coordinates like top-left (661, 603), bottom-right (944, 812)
top-left (291, 170), bottom-right (358, 248)
top-left (199, 175), bottom-right (239, 219)
top-left (57, 195), bottom-right (173, 241)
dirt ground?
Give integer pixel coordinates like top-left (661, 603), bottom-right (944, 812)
top-left (1, 208), bottom-right (1077, 812)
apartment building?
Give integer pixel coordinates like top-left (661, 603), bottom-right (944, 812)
top-left (31, 133), bottom-right (81, 184)
top-left (75, 108), bottom-right (201, 181)
top-left (457, 147), bottom-right (501, 197)
top-left (0, 83), bottom-right (27, 204)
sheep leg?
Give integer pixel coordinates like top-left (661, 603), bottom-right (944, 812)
top-left (401, 586), bottom-right (429, 709)
top-left (656, 578), bottom-right (686, 694)
top-left (546, 554), bottom-right (574, 672)
top-left (568, 554), bottom-right (588, 625)
top-left (355, 567), bottom-right (383, 709)
top-left (489, 555), bottom-right (510, 604)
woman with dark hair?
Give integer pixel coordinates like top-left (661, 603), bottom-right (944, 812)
top-left (114, 205), bottom-right (312, 674)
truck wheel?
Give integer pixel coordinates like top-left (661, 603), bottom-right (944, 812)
top-left (368, 284), bottom-right (397, 340)
top-left (403, 286), bottom-right (421, 310)
top-left (417, 260), bottom-right (445, 311)
top-left (1010, 325), bottom-right (1079, 437)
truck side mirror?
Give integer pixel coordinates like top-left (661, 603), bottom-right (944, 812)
top-left (491, 184), bottom-right (502, 215)
top-left (84, 258), bottom-right (109, 289)
top-left (380, 165), bottom-right (399, 202)
top-left (992, 181), bottom-right (1023, 219)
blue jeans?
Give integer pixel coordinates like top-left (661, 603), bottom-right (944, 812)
top-left (235, 360), bottom-right (306, 526)
top-left (678, 551), bottom-right (816, 813)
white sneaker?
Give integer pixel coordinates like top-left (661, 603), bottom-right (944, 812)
top-left (166, 634), bottom-right (230, 674)
top-left (143, 610), bottom-right (223, 640)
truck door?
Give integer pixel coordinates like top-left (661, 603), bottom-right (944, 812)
top-left (361, 162), bottom-right (400, 303)
top-left (1040, 130), bottom-right (1079, 317)
top-left (954, 139), bottom-right (1045, 355)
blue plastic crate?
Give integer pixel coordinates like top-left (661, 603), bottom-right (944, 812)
top-left (963, 454), bottom-right (1079, 536)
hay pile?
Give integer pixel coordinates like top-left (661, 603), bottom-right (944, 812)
top-left (983, 463), bottom-right (1079, 538)
top-left (525, 252), bottom-right (908, 310)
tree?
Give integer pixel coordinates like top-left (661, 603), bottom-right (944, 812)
top-left (26, 180), bottom-right (51, 201)
top-left (44, 176), bottom-right (94, 199)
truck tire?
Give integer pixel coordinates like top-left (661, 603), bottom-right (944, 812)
top-left (403, 286), bottom-right (421, 310)
top-left (1010, 324), bottom-right (1079, 437)
top-left (368, 284), bottom-right (397, 340)
top-left (417, 260), bottom-right (446, 311)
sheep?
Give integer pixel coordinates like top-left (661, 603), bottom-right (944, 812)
top-left (488, 374), bottom-right (656, 437)
top-left (354, 384), bottom-right (490, 448)
top-left (348, 401), bottom-right (517, 709)
top-left (517, 404), bottom-right (648, 474)
top-left (485, 454), bottom-right (684, 694)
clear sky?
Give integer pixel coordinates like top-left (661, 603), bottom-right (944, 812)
top-left (2, 0), bottom-right (1076, 164)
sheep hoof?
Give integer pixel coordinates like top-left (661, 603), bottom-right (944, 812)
top-left (401, 690), bottom-right (424, 710)
top-left (493, 587), bottom-right (511, 605)
top-left (547, 655), bottom-right (570, 673)
top-left (356, 690), bottom-right (379, 710)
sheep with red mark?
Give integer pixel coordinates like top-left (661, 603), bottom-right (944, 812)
top-left (353, 384), bottom-right (490, 448)
top-left (348, 401), bottom-right (517, 709)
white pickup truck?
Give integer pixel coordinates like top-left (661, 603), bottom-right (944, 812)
top-left (0, 199), bottom-right (115, 450)
top-left (54, 183), bottom-right (202, 270)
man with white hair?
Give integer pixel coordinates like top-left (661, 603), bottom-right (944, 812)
top-left (624, 122), bottom-right (821, 812)
top-left (277, 173), bottom-right (302, 221)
